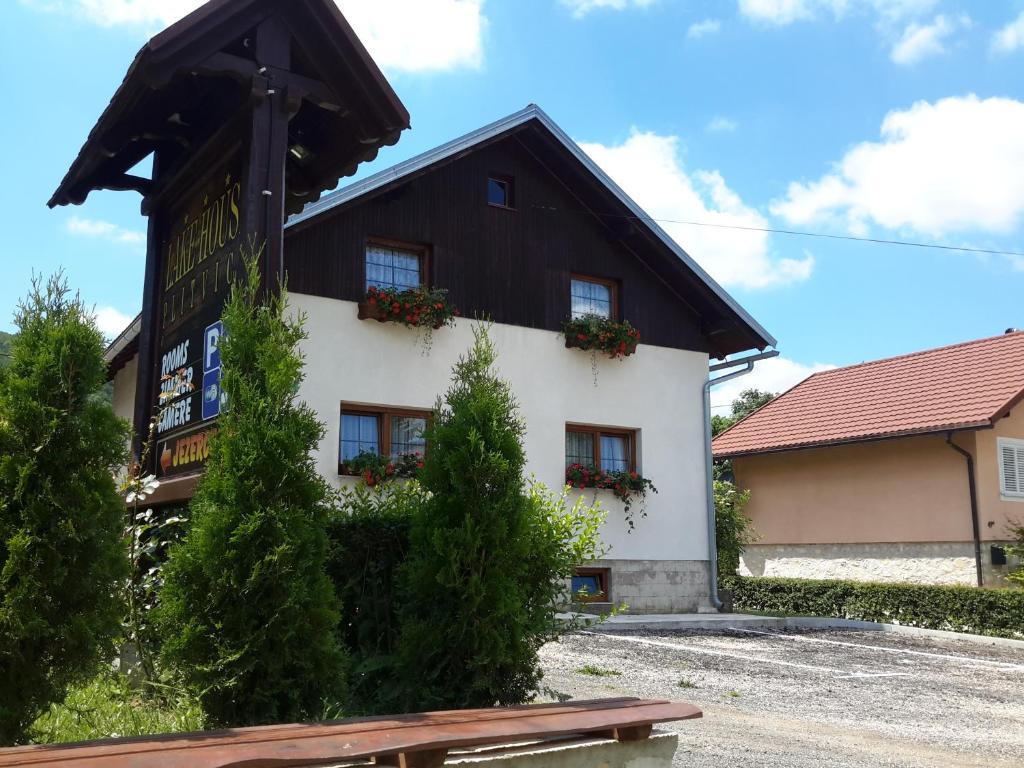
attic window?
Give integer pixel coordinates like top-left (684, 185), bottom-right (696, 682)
top-left (998, 437), bottom-right (1024, 500)
top-left (487, 175), bottom-right (514, 209)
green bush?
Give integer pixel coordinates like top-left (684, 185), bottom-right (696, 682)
top-left (393, 325), bottom-right (604, 711)
top-left (724, 575), bottom-right (1024, 639)
top-left (159, 251), bottom-right (346, 727)
top-left (714, 480), bottom-right (754, 578)
top-left (31, 672), bottom-right (203, 744)
top-left (1006, 519), bottom-right (1024, 587)
top-left (326, 483), bottom-right (419, 711)
top-left (0, 275), bottom-right (129, 745)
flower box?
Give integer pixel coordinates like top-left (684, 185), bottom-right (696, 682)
top-left (357, 286), bottom-right (458, 331)
top-left (565, 463), bottom-right (657, 531)
top-left (562, 315), bottom-right (640, 359)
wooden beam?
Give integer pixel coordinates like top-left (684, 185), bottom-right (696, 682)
top-left (194, 51), bottom-right (344, 112)
top-left (97, 173), bottom-right (154, 196)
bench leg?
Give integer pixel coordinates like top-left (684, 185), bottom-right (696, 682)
top-left (375, 748), bottom-right (449, 768)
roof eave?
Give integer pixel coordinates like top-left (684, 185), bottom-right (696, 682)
top-left (714, 421), bottom-right (995, 459)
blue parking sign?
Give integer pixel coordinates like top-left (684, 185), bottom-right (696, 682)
top-left (204, 321), bottom-right (223, 374)
top-left (202, 368), bottom-right (222, 420)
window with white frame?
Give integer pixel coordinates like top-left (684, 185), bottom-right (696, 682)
top-left (998, 437), bottom-right (1024, 499)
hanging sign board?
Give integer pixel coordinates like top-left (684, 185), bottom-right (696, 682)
top-left (152, 157), bottom-right (241, 477)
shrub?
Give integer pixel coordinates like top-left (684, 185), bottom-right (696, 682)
top-left (714, 480), bottom-right (755, 578)
top-left (159, 249), bottom-right (346, 727)
top-left (325, 483), bottom-right (421, 712)
top-left (31, 672), bottom-right (203, 744)
top-left (393, 325), bottom-right (604, 711)
top-left (0, 275), bottom-right (129, 745)
top-left (723, 575), bottom-right (1024, 639)
top-left (1005, 519), bottom-right (1024, 587)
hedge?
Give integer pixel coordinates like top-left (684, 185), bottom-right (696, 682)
top-left (722, 576), bottom-right (1024, 639)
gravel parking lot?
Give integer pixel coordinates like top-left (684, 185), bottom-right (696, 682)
top-left (539, 628), bottom-right (1024, 768)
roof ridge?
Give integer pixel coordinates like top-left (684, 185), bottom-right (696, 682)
top-left (812, 330), bottom-right (1024, 377)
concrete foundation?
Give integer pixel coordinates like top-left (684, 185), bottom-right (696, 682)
top-left (739, 541), bottom-right (1020, 586)
top-left (599, 559), bottom-right (711, 614)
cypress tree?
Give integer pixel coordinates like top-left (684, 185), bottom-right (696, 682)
top-left (159, 250), bottom-right (345, 726)
top-left (0, 275), bottom-right (128, 745)
top-left (395, 326), bottom-right (566, 710)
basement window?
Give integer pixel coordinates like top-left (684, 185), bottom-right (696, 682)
top-left (572, 567), bottom-right (610, 602)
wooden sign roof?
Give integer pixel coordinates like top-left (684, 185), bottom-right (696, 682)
top-left (48, 0), bottom-right (410, 214)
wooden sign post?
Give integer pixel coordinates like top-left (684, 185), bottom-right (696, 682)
top-left (48, 0), bottom-right (409, 501)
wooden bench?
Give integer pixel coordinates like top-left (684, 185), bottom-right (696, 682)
top-left (0, 697), bottom-right (701, 768)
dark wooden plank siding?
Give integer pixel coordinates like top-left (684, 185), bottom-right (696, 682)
top-left (284, 134), bottom-right (711, 353)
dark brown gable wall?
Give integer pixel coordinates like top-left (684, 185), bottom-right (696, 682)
top-left (284, 134), bottom-right (712, 354)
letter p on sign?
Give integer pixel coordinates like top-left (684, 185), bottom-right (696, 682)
top-left (204, 321), bottom-right (222, 373)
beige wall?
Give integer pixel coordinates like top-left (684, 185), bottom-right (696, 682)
top-left (974, 403), bottom-right (1024, 540)
top-left (732, 433), bottom-right (976, 545)
top-left (733, 404), bottom-right (1024, 547)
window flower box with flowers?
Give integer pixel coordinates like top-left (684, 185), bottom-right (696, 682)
top-left (565, 463), bottom-right (657, 531)
top-left (343, 450), bottom-right (424, 487)
top-left (562, 314), bottom-right (641, 384)
top-left (358, 286), bottom-right (459, 352)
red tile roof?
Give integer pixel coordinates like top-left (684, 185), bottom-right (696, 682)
top-left (712, 331), bottom-right (1024, 457)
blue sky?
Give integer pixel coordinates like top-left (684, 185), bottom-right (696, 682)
top-left (2, 0), bottom-right (1023, 407)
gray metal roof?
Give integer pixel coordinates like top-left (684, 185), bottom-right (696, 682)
top-left (103, 312), bottom-right (142, 364)
top-left (286, 104), bottom-right (775, 349)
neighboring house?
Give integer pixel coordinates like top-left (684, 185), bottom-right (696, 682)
top-left (713, 331), bottom-right (1024, 587)
top-left (105, 105), bottom-right (774, 613)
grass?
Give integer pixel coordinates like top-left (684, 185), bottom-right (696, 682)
top-left (677, 678), bottom-right (697, 689)
top-left (31, 672), bottom-right (204, 745)
top-left (726, 690), bottom-right (741, 698)
top-left (575, 664), bottom-right (622, 678)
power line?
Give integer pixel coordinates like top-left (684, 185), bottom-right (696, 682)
top-left (531, 204), bottom-right (1024, 259)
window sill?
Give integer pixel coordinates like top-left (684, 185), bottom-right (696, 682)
top-left (486, 202), bottom-right (516, 212)
top-left (1000, 494), bottom-right (1024, 503)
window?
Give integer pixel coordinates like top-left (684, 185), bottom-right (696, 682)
top-left (565, 425), bottom-right (636, 473)
top-left (572, 567), bottom-right (609, 602)
top-left (998, 437), bottom-right (1024, 499)
top-left (570, 275), bottom-right (617, 320)
top-left (365, 240), bottom-right (426, 291)
top-left (340, 405), bottom-right (430, 473)
top-left (487, 175), bottom-right (514, 208)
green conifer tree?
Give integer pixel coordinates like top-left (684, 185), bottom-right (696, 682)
top-left (395, 326), bottom-right (603, 710)
top-left (159, 248), bottom-right (346, 726)
top-left (0, 275), bottom-right (128, 745)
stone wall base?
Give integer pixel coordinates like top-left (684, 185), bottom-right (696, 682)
top-left (739, 541), bottom-right (1020, 587)
top-left (595, 559), bottom-right (711, 614)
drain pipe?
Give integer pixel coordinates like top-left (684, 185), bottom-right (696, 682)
top-left (945, 432), bottom-right (983, 587)
top-left (703, 349), bottom-right (779, 611)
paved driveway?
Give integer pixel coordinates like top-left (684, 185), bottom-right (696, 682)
top-left (539, 628), bottom-right (1024, 768)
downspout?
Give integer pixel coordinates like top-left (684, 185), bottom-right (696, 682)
top-left (945, 432), bottom-right (984, 587)
top-left (703, 350), bottom-right (779, 611)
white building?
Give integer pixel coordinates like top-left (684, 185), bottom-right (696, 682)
top-left (106, 106), bottom-right (775, 613)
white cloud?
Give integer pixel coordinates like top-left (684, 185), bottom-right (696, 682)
top-left (687, 18), bottom-right (721, 38)
top-left (579, 130), bottom-right (814, 289)
top-left (737, 0), bottom-right (935, 26)
top-left (93, 306), bottom-right (134, 339)
top-left (336, 1), bottom-right (484, 73)
top-left (21, 0), bottom-right (486, 73)
top-left (991, 11), bottom-right (1024, 55)
top-left (890, 14), bottom-right (969, 65)
top-left (707, 116), bottom-right (738, 133)
top-left (771, 95), bottom-right (1024, 238)
top-left (710, 357), bottom-right (836, 412)
top-left (560, 0), bottom-right (656, 18)
top-left (67, 216), bottom-right (145, 248)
